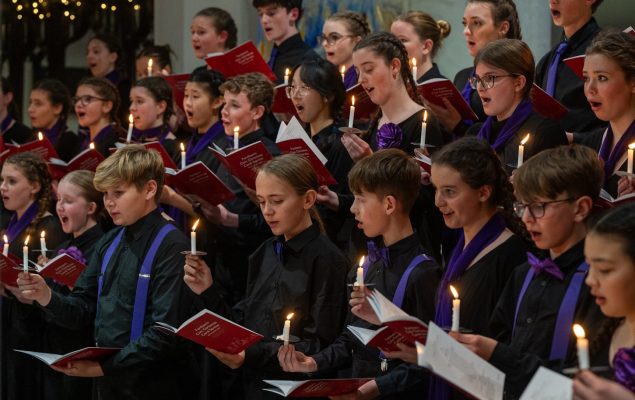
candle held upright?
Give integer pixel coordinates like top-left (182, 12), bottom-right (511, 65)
top-left (450, 285), bottom-right (460, 332)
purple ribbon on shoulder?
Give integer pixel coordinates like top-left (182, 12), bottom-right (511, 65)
top-left (527, 252), bottom-right (564, 280)
top-left (614, 347), bottom-right (635, 393)
top-left (186, 121), bottom-right (224, 164)
top-left (44, 119), bottom-right (67, 146)
top-left (5, 202), bottom-right (39, 242)
top-left (343, 67), bottom-right (359, 90)
top-left (376, 123), bottom-right (403, 150)
top-left (57, 245), bottom-right (87, 265)
top-left (477, 99), bottom-right (533, 152)
top-left (363, 241), bottom-right (390, 274)
top-left (1, 114), bottom-right (14, 134)
top-left (598, 120), bottom-right (635, 182)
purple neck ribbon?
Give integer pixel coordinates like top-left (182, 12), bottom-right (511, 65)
top-left (477, 99), bottom-right (533, 152)
top-left (57, 245), bottom-right (87, 265)
top-left (5, 202), bottom-right (39, 242)
top-left (527, 252), bottom-right (564, 280)
top-left (1, 114), bottom-right (14, 134)
top-left (135, 124), bottom-right (169, 144)
top-left (186, 121), bottom-right (224, 164)
top-left (614, 347), bottom-right (635, 393)
top-left (44, 119), bottom-right (67, 146)
top-left (343, 67), bottom-right (359, 90)
top-left (598, 120), bottom-right (635, 182)
top-left (376, 123), bottom-right (403, 150)
top-left (365, 241), bottom-right (390, 270)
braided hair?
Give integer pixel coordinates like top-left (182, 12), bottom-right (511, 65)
top-left (328, 11), bottom-right (371, 39)
top-left (5, 152), bottom-right (54, 240)
top-left (432, 137), bottom-right (529, 241)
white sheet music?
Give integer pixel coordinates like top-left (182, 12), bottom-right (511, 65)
top-left (422, 322), bottom-right (505, 400)
top-left (519, 367), bottom-right (572, 400)
top-left (275, 116), bottom-right (327, 164)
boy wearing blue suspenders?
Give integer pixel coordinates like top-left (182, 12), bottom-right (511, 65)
top-left (278, 149), bottom-right (441, 399)
top-left (453, 145), bottom-right (609, 399)
top-left (18, 145), bottom-right (194, 399)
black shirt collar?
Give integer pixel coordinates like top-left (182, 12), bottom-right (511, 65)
top-left (240, 128), bottom-right (265, 146)
top-left (563, 18), bottom-right (600, 48)
top-left (276, 223), bottom-right (320, 255)
top-left (553, 239), bottom-right (585, 274)
top-left (125, 207), bottom-right (162, 241)
top-left (417, 63), bottom-right (444, 84)
top-left (276, 33), bottom-right (305, 54)
top-left (387, 234), bottom-right (420, 263)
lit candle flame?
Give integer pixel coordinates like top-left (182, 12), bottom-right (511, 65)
top-left (412, 57), bottom-right (417, 67)
top-left (449, 285), bottom-right (459, 299)
top-left (89, 142), bottom-right (95, 150)
top-left (521, 134), bottom-right (530, 146)
top-left (180, 142), bottom-right (185, 152)
top-left (147, 58), bottom-right (153, 70)
top-left (358, 255), bottom-right (365, 267)
top-left (340, 65), bottom-right (346, 74)
top-left (233, 126), bottom-right (240, 134)
top-left (128, 113), bottom-right (134, 124)
top-left (351, 95), bottom-right (355, 107)
top-left (423, 110), bottom-right (428, 123)
top-left (284, 68), bottom-right (290, 77)
top-left (38, 131), bottom-right (43, 141)
top-left (286, 313), bottom-right (294, 320)
top-left (3, 234), bottom-right (7, 242)
top-left (573, 324), bottom-right (586, 339)
top-left (629, 142), bottom-right (635, 150)
top-left (192, 219), bottom-right (200, 232)
top-left (25, 235), bottom-right (30, 246)
top-left (40, 230), bottom-right (45, 239)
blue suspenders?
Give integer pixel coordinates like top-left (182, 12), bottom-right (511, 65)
top-left (98, 224), bottom-right (176, 341)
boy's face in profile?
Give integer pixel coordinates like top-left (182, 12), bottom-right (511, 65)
top-left (221, 90), bottom-right (261, 136)
top-left (549, 0), bottom-right (592, 28)
top-left (518, 194), bottom-right (580, 254)
top-left (256, 4), bottom-right (297, 44)
top-left (102, 182), bottom-right (155, 226)
top-left (350, 189), bottom-right (391, 239)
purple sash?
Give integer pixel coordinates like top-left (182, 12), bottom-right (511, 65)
top-left (512, 261), bottom-right (589, 360)
top-left (186, 121), bottom-right (223, 164)
top-left (268, 47), bottom-right (279, 70)
top-left (613, 347), bottom-right (635, 393)
top-left (598, 120), bottom-right (635, 182)
top-left (343, 67), bottom-right (359, 90)
top-left (44, 119), bottom-right (67, 146)
top-left (1, 114), bottom-right (14, 134)
top-left (4, 202), bottom-right (39, 242)
top-left (477, 100), bottom-right (533, 152)
top-left (460, 69), bottom-right (476, 126)
top-left (98, 224), bottom-right (176, 341)
top-left (134, 124), bottom-right (169, 144)
top-left (546, 41), bottom-right (568, 97)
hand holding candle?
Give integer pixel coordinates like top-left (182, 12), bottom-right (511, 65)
top-left (573, 324), bottom-right (589, 369)
top-left (233, 126), bottom-right (240, 150)
top-left (191, 219), bottom-right (199, 254)
top-left (355, 255), bottom-right (365, 287)
top-left (147, 58), bottom-right (153, 77)
top-left (517, 134), bottom-right (530, 168)
top-left (628, 143), bottom-right (635, 175)
top-left (126, 114), bottom-right (134, 143)
top-left (23, 235), bottom-right (30, 273)
top-left (420, 110), bottom-right (428, 148)
top-left (450, 285), bottom-right (460, 332)
top-left (284, 68), bottom-right (290, 85)
top-left (282, 312), bottom-right (294, 345)
top-left (3, 235), bottom-right (8, 257)
top-left (40, 230), bottom-right (47, 260)
top-left (411, 57), bottom-right (417, 81)
top-left (348, 96), bottom-right (356, 128)
top-left (180, 142), bottom-right (186, 170)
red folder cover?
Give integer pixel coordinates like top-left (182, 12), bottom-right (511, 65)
top-left (263, 378), bottom-right (374, 397)
top-left (530, 84), bottom-right (569, 120)
top-left (155, 309), bottom-right (263, 354)
top-left (343, 83), bottom-right (377, 121)
top-left (48, 148), bottom-right (105, 180)
top-left (0, 253), bottom-right (22, 286)
top-left (2, 136), bottom-right (59, 164)
top-left (15, 347), bottom-right (121, 367)
top-left (271, 84), bottom-right (299, 118)
top-left (417, 78), bottom-right (478, 121)
top-left (276, 138), bottom-right (337, 186)
top-left (595, 189), bottom-right (635, 211)
top-left (204, 41), bottom-right (277, 82)
top-left (563, 54), bottom-right (585, 80)
top-left (164, 162), bottom-right (235, 205)
top-left (111, 141), bottom-right (178, 170)
top-left (38, 253), bottom-right (86, 288)
top-left (347, 324), bottom-right (427, 352)
top-left (163, 73), bottom-right (190, 112)
top-left (414, 154), bottom-right (431, 174)
top-left (209, 141), bottom-right (273, 189)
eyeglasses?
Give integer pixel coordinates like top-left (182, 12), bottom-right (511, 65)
top-left (320, 33), bottom-right (355, 46)
top-left (468, 74), bottom-right (520, 90)
top-left (72, 95), bottom-right (107, 106)
top-left (513, 198), bottom-right (574, 219)
top-left (285, 85), bottom-right (312, 99)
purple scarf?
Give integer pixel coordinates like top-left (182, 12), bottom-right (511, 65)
top-left (186, 121), bottom-right (223, 164)
top-left (1, 114), bottom-right (14, 134)
top-left (430, 213), bottom-right (506, 400)
top-left (44, 119), bottom-right (67, 146)
top-left (5, 202), bottom-right (39, 242)
top-left (460, 69), bottom-right (476, 126)
top-left (134, 124), bottom-right (169, 144)
top-left (477, 99), bottom-right (533, 152)
top-left (598, 120), bottom-right (635, 182)
top-left (57, 245), bottom-right (87, 265)
top-left (376, 123), bottom-right (403, 149)
top-left (343, 67), bottom-right (359, 90)
top-left (614, 347), bottom-right (635, 393)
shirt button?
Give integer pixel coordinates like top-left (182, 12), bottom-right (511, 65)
top-left (526, 317), bottom-right (533, 324)
top-left (540, 281), bottom-right (547, 287)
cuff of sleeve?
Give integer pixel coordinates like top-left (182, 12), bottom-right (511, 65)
top-left (99, 355), bottom-right (116, 375)
top-left (490, 342), bottom-right (514, 371)
top-left (374, 373), bottom-right (396, 396)
top-left (243, 344), bottom-right (263, 369)
top-left (311, 352), bottom-right (328, 372)
top-left (41, 290), bottom-right (63, 314)
top-left (199, 284), bottom-right (224, 311)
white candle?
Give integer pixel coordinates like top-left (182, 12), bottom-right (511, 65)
top-left (282, 313), bottom-right (294, 345)
top-left (411, 57), bottom-right (417, 82)
top-left (23, 235), bottom-right (30, 273)
top-left (284, 68), bottom-right (290, 85)
top-left (40, 230), bottom-right (47, 260)
top-left (38, 131), bottom-right (44, 141)
top-left (348, 96), bottom-right (356, 128)
top-left (628, 143), bottom-right (635, 174)
top-left (233, 126), bottom-right (240, 150)
top-left (147, 58), bottom-right (153, 77)
top-left (517, 134), bottom-right (530, 168)
top-left (191, 219), bottom-right (199, 254)
top-left (355, 255), bottom-right (365, 286)
top-left (573, 324), bottom-right (589, 369)
top-left (420, 110), bottom-right (428, 148)
top-left (126, 113), bottom-right (134, 143)
top-left (180, 142), bottom-right (186, 170)
top-left (3, 235), bottom-right (9, 257)
top-left (450, 285), bottom-right (460, 332)
top-left (340, 65), bottom-right (346, 82)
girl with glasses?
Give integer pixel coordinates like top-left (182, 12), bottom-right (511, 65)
top-left (465, 39), bottom-right (567, 172)
top-left (320, 11), bottom-right (370, 89)
top-left (73, 77), bottom-right (123, 157)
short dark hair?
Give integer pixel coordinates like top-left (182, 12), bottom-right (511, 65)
top-left (133, 77), bottom-right (174, 124)
top-left (252, 0), bottom-right (303, 21)
top-left (348, 148), bottom-right (421, 213)
top-left (290, 58), bottom-right (345, 123)
top-left (137, 44), bottom-right (174, 71)
top-left (188, 66), bottom-right (226, 99)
